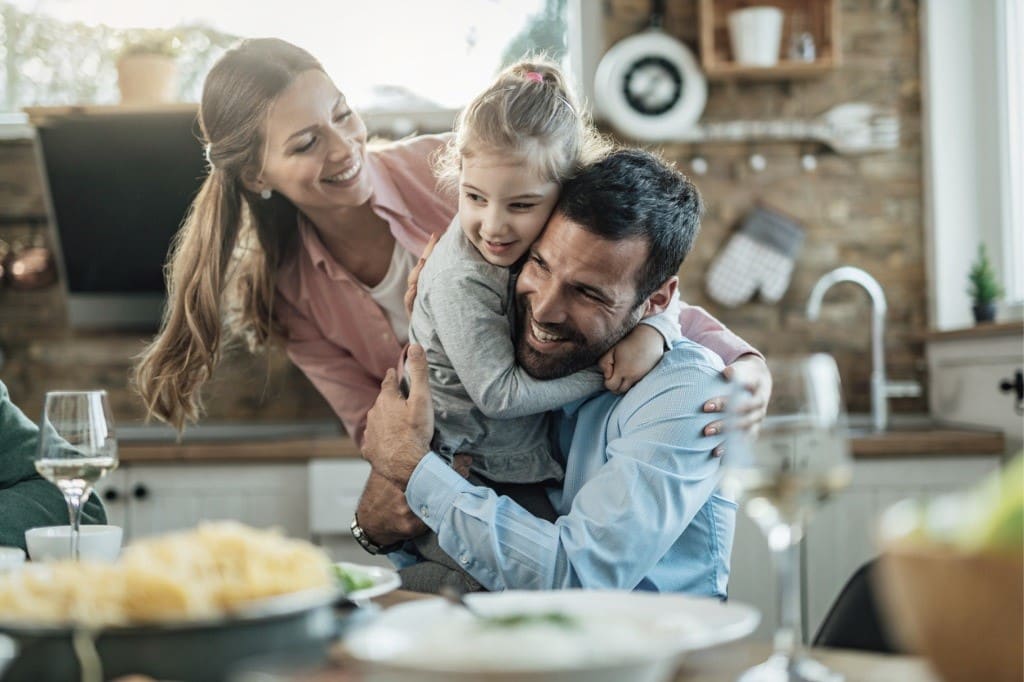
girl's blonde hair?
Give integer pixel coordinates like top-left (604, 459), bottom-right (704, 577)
top-left (133, 38), bottom-right (322, 431)
top-left (435, 57), bottom-right (610, 190)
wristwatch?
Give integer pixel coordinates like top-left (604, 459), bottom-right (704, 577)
top-left (350, 513), bottom-right (403, 555)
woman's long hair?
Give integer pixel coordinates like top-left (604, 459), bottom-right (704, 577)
top-left (134, 38), bottom-right (322, 430)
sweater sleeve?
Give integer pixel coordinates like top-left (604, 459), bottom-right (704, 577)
top-left (0, 381), bottom-right (107, 550)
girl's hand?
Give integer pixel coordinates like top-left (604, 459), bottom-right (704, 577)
top-left (598, 325), bottom-right (666, 394)
top-left (702, 353), bottom-right (772, 456)
top-left (404, 232), bottom-right (439, 316)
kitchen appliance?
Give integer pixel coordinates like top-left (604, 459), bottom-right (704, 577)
top-left (33, 108), bottom-right (205, 330)
top-left (594, 0), bottom-right (707, 141)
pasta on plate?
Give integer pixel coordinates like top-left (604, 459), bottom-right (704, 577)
top-left (0, 521), bottom-right (334, 627)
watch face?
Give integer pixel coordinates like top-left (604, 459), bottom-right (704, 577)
top-left (623, 56), bottom-right (683, 116)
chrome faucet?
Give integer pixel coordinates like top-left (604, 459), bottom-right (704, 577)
top-left (806, 266), bottom-right (920, 432)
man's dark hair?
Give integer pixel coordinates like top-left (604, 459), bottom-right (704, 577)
top-left (554, 148), bottom-right (703, 304)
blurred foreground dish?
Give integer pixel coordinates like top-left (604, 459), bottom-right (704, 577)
top-left (877, 455), bottom-right (1024, 682)
top-left (0, 521), bottom-right (334, 627)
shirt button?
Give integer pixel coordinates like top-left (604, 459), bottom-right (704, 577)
top-left (419, 505), bottom-right (429, 518)
top-left (459, 555), bottom-right (470, 566)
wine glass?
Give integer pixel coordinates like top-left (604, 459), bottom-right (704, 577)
top-left (723, 354), bottom-right (852, 682)
top-left (34, 390), bottom-right (118, 561)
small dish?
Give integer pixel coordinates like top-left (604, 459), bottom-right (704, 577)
top-left (24, 525), bottom-right (122, 563)
top-left (334, 561), bottom-right (401, 602)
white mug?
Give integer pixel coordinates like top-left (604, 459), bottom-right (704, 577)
top-left (0, 547), bottom-right (25, 573)
top-left (728, 6), bottom-right (785, 66)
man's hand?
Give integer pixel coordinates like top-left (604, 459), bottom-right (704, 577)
top-left (362, 344), bottom-right (434, 488)
top-left (354, 470), bottom-right (428, 546)
top-left (702, 353), bottom-right (772, 456)
top-left (404, 232), bottom-right (439, 316)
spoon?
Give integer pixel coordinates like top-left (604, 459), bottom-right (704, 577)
top-left (439, 585), bottom-right (485, 619)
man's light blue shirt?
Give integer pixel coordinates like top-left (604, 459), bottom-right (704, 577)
top-left (403, 338), bottom-right (738, 598)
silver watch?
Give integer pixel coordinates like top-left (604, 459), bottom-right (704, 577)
top-left (350, 514), bottom-right (403, 555)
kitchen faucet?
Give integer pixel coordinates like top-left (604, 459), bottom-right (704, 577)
top-left (806, 266), bottom-right (921, 432)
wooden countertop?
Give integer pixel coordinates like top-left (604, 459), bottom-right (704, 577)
top-left (118, 424), bottom-right (1004, 463)
top-left (850, 427), bottom-right (1005, 458)
top-left (119, 436), bottom-right (359, 463)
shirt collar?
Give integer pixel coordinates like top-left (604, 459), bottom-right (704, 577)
top-left (296, 213), bottom-right (353, 283)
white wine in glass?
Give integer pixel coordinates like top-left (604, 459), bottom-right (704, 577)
top-left (723, 354), bottom-right (852, 682)
top-left (35, 390), bottom-right (118, 561)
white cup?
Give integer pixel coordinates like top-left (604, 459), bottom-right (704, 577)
top-left (728, 6), bottom-right (785, 66)
top-left (0, 547), bottom-right (25, 573)
top-left (25, 525), bottom-right (123, 563)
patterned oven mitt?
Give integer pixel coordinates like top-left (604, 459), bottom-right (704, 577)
top-left (706, 205), bottom-right (806, 307)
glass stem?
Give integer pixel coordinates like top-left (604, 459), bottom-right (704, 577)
top-left (66, 492), bottom-right (84, 561)
top-left (770, 523), bottom-right (804, 664)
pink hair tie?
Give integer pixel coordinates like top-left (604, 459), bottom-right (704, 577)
top-left (525, 71), bottom-right (544, 83)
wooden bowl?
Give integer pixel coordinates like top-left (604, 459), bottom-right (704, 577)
top-left (877, 543), bottom-right (1023, 682)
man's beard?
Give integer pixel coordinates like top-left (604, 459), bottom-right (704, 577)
top-left (514, 295), bottom-right (644, 380)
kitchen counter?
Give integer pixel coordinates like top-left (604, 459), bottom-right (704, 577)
top-left (118, 421), bottom-right (1005, 463)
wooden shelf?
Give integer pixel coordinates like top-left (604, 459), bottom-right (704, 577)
top-left (698, 0), bottom-right (840, 81)
top-left (24, 103), bottom-right (198, 126)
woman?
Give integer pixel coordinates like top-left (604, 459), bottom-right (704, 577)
top-left (134, 37), bottom-right (768, 448)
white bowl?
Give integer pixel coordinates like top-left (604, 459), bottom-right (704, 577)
top-left (0, 547), bottom-right (25, 573)
top-left (25, 525), bottom-right (123, 562)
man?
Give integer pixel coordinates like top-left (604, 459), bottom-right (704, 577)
top-left (357, 149), bottom-right (759, 597)
top-left (0, 381), bottom-right (107, 549)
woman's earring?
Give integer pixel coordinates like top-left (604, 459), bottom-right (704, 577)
top-left (260, 188), bottom-right (272, 200)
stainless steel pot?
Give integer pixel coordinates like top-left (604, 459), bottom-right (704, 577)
top-left (0, 587), bottom-right (346, 682)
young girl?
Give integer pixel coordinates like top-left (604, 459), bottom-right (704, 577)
top-left (401, 59), bottom-right (682, 589)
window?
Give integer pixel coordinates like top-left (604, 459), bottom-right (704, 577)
top-left (999, 0), bottom-right (1024, 304)
top-left (0, 0), bottom-right (568, 131)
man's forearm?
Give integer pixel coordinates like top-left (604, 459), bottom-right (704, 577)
top-left (355, 470), bottom-right (427, 546)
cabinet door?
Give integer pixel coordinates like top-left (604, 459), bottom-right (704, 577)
top-left (125, 463), bottom-right (310, 540)
top-left (93, 467), bottom-right (130, 535)
top-left (804, 456), bottom-right (1001, 639)
top-left (726, 512), bottom-right (776, 641)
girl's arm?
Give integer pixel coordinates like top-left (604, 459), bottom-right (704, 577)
top-left (422, 263), bottom-right (604, 420)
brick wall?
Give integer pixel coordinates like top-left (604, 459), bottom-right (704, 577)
top-left (0, 0), bottom-right (928, 421)
top-left (604, 0), bottom-right (928, 414)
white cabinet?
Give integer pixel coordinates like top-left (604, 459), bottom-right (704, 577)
top-left (308, 459), bottom-right (393, 567)
top-left (928, 329), bottom-right (1024, 452)
top-left (93, 462), bottom-right (309, 542)
top-left (728, 455), bottom-right (1001, 642)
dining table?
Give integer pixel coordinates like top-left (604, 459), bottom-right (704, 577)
top-left (350, 590), bottom-right (941, 682)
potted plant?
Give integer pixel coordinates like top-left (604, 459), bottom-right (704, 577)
top-left (116, 31), bottom-right (181, 105)
top-left (967, 244), bottom-right (1004, 323)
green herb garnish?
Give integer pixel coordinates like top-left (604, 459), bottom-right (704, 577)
top-left (482, 612), bottom-right (578, 629)
top-left (333, 565), bottom-right (375, 594)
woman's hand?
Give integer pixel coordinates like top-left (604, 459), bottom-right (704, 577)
top-left (404, 232), bottom-right (439, 316)
top-left (702, 353), bottom-right (772, 456)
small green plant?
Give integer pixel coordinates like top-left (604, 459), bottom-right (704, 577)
top-left (966, 244), bottom-right (1004, 305)
top-left (118, 30), bottom-right (181, 60)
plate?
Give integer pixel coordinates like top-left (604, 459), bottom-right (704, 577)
top-left (344, 589), bottom-right (760, 680)
top-left (464, 590), bottom-right (759, 651)
top-left (334, 561), bottom-right (401, 602)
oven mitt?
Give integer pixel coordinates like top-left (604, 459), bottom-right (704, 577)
top-left (706, 206), bottom-right (805, 306)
